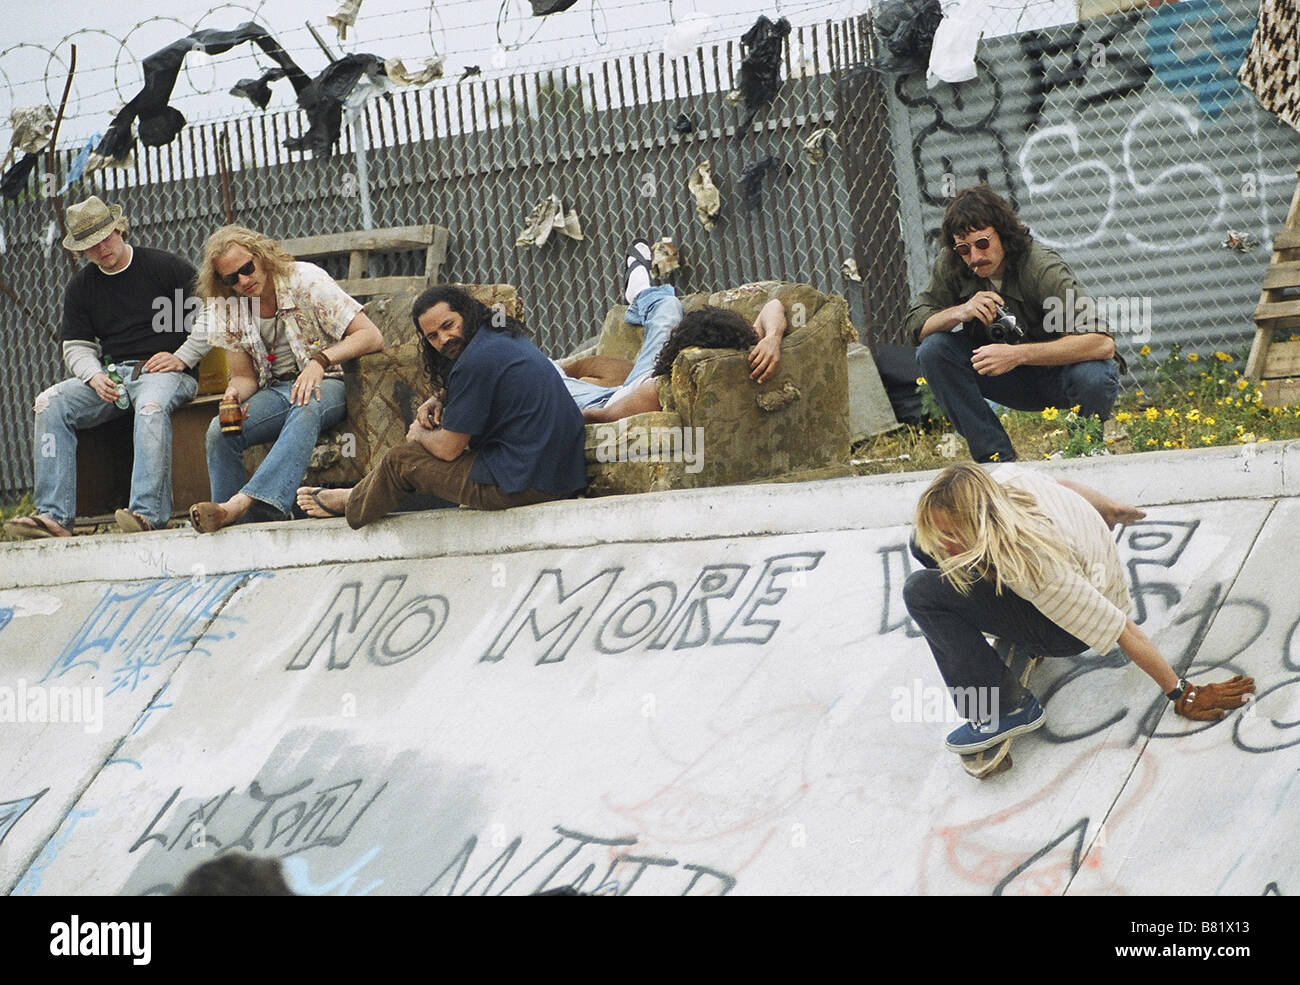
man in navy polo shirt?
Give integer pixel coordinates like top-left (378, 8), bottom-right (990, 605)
top-left (297, 285), bottom-right (586, 526)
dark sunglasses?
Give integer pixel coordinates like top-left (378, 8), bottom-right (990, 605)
top-left (219, 259), bottom-right (256, 286)
top-left (952, 237), bottom-right (993, 257)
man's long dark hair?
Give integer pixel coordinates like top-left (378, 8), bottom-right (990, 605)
top-left (939, 185), bottom-right (1033, 279)
top-left (651, 306), bottom-right (758, 378)
top-left (412, 285), bottom-right (528, 393)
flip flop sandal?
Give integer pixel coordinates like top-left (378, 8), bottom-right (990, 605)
top-left (114, 508), bottom-right (155, 533)
top-left (4, 515), bottom-right (70, 539)
top-left (188, 502), bottom-right (228, 534)
top-left (305, 488), bottom-right (345, 518)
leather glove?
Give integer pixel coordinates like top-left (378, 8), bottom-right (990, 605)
top-left (1175, 675), bottom-right (1256, 721)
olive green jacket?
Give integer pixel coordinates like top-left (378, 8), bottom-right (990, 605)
top-left (904, 240), bottom-right (1108, 346)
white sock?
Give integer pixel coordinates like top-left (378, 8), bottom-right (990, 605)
top-left (625, 255), bottom-right (651, 304)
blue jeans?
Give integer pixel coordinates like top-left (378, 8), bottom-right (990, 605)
top-left (903, 538), bottom-right (1088, 717)
top-left (205, 378), bottom-right (347, 517)
top-left (32, 365), bottom-right (198, 528)
top-left (916, 331), bottom-right (1119, 462)
top-left (563, 285), bottom-right (682, 409)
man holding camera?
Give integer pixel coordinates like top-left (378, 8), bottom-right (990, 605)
top-left (905, 185), bottom-right (1118, 463)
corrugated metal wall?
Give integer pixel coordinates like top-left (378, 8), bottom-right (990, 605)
top-left (882, 0), bottom-right (1300, 363)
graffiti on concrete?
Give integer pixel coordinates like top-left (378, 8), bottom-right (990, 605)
top-left (423, 824), bottom-right (736, 896)
top-left (42, 572), bottom-right (270, 695)
top-left (0, 787), bottom-right (48, 848)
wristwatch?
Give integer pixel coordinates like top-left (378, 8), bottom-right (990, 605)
top-left (1165, 678), bottom-right (1189, 702)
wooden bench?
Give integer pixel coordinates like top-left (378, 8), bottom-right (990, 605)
top-left (279, 224), bottom-right (451, 298)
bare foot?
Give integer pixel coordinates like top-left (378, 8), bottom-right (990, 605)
top-left (296, 486), bottom-right (350, 518)
top-left (3, 514), bottom-right (73, 539)
top-left (189, 494), bottom-right (253, 534)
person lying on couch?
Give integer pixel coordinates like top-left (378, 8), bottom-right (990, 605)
top-left (581, 302), bottom-right (787, 424)
top-left (556, 240), bottom-right (787, 417)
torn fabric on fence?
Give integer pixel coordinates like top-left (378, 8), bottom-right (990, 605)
top-left (516, 195), bottom-right (584, 247)
top-left (734, 15), bottom-right (791, 130)
top-left (385, 56), bottom-right (446, 86)
top-left (329, 0), bottom-right (364, 40)
top-left (1237, 0), bottom-right (1300, 132)
top-left (740, 156), bottom-right (791, 209)
top-left (0, 154), bottom-right (39, 202)
top-left (3, 106), bottom-right (56, 170)
top-left (802, 127), bottom-right (837, 164)
top-left (96, 22), bottom-right (310, 161)
top-left (284, 53), bottom-right (386, 157)
top-left (688, 162), bottom-right (722, 230)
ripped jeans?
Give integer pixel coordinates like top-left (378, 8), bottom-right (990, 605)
top-left (32, 366), bottom-right (198, 528)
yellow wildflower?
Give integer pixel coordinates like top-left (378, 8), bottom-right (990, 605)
top-left (1147, 438), bottom-right (1157, 446)
top-left (1163, 440), bottom-right (1175, 448)
top-left (1202, 434), bottom-right (1216, 444)
top-left (1186, 409), bottom-right (1200, 422)
top-left (1115, 411), bottom-right (1132, 423)
top-left (1214, 352), bottom-right (1232, 362)
top-left (1041, 407), bottom-right (1059, 421)
top-left (1139, 345), bottom-right (1151, 356)
top-left (1237, 379), bottom-right (1249, 391)
top-left (1204, 416), bottom-right (1215, 425)
top-left (1144, 407), bottom-right (1159, 421)
top-left (1071, 405), bottom-right (1081, 413)
top-left (1187, 353), bottom-right (1199, 362)
top-left (916, 377), bottom-right (927, 386)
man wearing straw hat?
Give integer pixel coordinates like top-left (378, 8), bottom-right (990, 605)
top-left (3, 196), bottom-right (209, 538)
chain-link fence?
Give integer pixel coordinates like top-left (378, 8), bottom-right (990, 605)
top-left (1, 0), bottom-right (1298, 501)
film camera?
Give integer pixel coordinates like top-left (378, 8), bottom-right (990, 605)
top-left (967, 304), bottom-right (1025, 345)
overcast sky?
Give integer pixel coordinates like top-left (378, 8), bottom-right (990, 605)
top-left (4, 0), bottom-right (1075, 146)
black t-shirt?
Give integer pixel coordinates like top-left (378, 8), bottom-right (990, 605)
top-left (60, 246), bottom-right (199, 365)
top-left (441, 326), bottom-right (587, 496)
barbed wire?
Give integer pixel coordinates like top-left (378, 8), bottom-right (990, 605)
top-left (1, 0), bottom-right (858, 144)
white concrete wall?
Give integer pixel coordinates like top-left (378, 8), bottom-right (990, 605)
top-left (1, 444), bottom-right (1297, 895)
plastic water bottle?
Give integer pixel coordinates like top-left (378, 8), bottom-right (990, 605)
top-left (104, 361), bottom-right (130, 410)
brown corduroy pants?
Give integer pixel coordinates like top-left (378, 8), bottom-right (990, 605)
top-left (344, 442), bottom-right (564, 529)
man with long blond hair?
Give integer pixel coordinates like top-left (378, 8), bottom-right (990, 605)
top-left (905, 463), bottom-right (1254, 759)
top-left (187, 225), bottom-right (383, 532)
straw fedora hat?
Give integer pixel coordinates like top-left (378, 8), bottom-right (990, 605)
top-left (62, 196), bottom-right (128, 252)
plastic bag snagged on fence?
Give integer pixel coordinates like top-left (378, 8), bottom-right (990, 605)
top-left (688, 162), bottom-right (722, 230)
top-left (329, 0), bottom-right (364, 40)
top-left (802, 127), bottom-right (837, 164)
top-left (0, 153), bottom-right (39, 201)
top-left (385, 56), bottom-right (446, 86)
top-left (870, 0), bottom-right (943, 74)
top-left (516, 195), bottom-right (584, 247)
top-left (97, 22), bottom-right (310, 160)
top-left (651, 237), bottom-right (680, 279)
top-left (231, 67), bottom-right (290, 110)
top-left (2, 106), bottom-right (56, 171)
top-left (740, 156), bottom-right (791, 209)
top-left (926, 0), bottom-right (981, 88)
top-left (530, 0), bottom-right (580, 14)
top-left (284, 53), bottom-right (386, 157)
top-left (734, 15), bottom-right (791, 130)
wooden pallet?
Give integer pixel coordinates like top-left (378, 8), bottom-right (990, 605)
top-left (1245, 155), bottom-right (1300, 407)
top-left (279, 224), bottom-right (450, 298)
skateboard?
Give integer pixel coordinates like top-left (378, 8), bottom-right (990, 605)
top-left (959, 640), bottom-right (1043, 779)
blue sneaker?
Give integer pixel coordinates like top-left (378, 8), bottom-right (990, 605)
top-left (944, 695), bottom-right (1045, 753)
